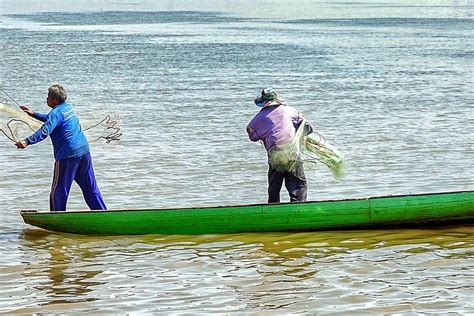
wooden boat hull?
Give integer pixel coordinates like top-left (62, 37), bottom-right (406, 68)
top-left (20, 191), bottom-right (474, 235)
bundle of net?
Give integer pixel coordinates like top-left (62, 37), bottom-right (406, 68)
top-left (267, 119), bottom-right (346, 180)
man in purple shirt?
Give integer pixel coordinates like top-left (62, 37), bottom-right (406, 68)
top-left (247, 87), bottom-right (311, 203)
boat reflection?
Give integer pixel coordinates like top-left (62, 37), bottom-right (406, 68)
top-left (19, 229), bottom-right (104, 305)
top-left (17, 225), bottom-right (473, 313)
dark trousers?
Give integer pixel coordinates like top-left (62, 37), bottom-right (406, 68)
top-left (267, 163), bottom-right (307, 203)
top-left (50, 152), bottom-right (107, 211)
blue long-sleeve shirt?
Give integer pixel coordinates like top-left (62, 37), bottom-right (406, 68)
top-left (26, 102), bottom-right (90, 160)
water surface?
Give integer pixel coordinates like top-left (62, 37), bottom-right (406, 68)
top-left (0, 0), bottom-right (473, 314)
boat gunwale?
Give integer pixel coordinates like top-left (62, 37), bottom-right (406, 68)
top-left (20, 190), bottom-right (474, 216)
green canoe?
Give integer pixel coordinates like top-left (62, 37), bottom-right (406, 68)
top-left (20, 191), bottom-right (474, 235)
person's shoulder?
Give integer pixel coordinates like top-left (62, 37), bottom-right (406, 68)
top-left (248, 109), bottom-right (265, 124)
top-left (61, 102), bottom-right (73, 109)
top-left (283, 104), bottom-right (300, 113)
top-left (49, 102), bottom-right (70, 118)
top-left (248, 112), bottom-right (259, 124)
top-left (53, 102), bottom-right (70, 110)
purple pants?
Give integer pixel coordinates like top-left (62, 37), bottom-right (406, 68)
top-left (50, 152), bottom-right (107, 212)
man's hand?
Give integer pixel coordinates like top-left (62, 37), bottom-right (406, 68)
top-left (19, 105), bottom-right (34, 116)
top-left (15, 140), bottom-right (28, 149)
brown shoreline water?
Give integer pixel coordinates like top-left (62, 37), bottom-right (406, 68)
top-left (1, 225), bottom-right (472, 314)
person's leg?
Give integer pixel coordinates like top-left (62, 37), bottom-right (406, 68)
top-left (74, 153), bottom-right (107, 210)
top-left (284, 162), bottom-right (307, 202)
top-left (50, 158), bottom-right (79, 211)
top-left (268, 165), bottom-right (284, 203)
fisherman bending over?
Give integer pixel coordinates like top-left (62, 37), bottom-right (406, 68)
top-left (247, 87), bottom-right (314, 203)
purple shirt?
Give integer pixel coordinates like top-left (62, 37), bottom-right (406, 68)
top-left (247, 104), bottom-right (303, 151)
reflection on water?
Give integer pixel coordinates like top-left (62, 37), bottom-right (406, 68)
top-left (20, 230), bottom-right (102, 305)
top-left (5, 226), bottom-right (472, 314)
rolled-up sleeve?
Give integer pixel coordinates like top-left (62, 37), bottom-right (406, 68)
top-left (247, 124), bottom-right (260, 142)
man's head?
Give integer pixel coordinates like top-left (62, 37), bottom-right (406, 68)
top-left (47, 84), bottom-right (67, 108)
top-left (254, 87), bottom-right (278, 107)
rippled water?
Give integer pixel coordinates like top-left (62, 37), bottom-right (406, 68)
top-left (2, 228), bottom-right (474, 314)
top-left (1, 0), bottom-right (473, 314)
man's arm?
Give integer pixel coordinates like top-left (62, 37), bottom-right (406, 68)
top-left (25, 111), bottom-right (61, 146)
top-left (247, 124), bottom-right (261, 142)
top-left (32, 112), bottom-right (48, 122)
top-left (292, 108), bottom-right (304, 127)
top-left (20, 105), bottom-right (48, 122)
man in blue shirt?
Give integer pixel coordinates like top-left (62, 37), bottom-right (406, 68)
top-left (16, 84), bottom-right (107, 212)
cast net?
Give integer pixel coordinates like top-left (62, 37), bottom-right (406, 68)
top-left (0, 101), bottom-right (122, 144)
top-left (267, 119), bottom-right (346, 180)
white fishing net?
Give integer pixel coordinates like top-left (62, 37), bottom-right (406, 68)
top-left (0, 102), bottom-right (121, 144)
top-left (268, 119), bottom-right (346, 180)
